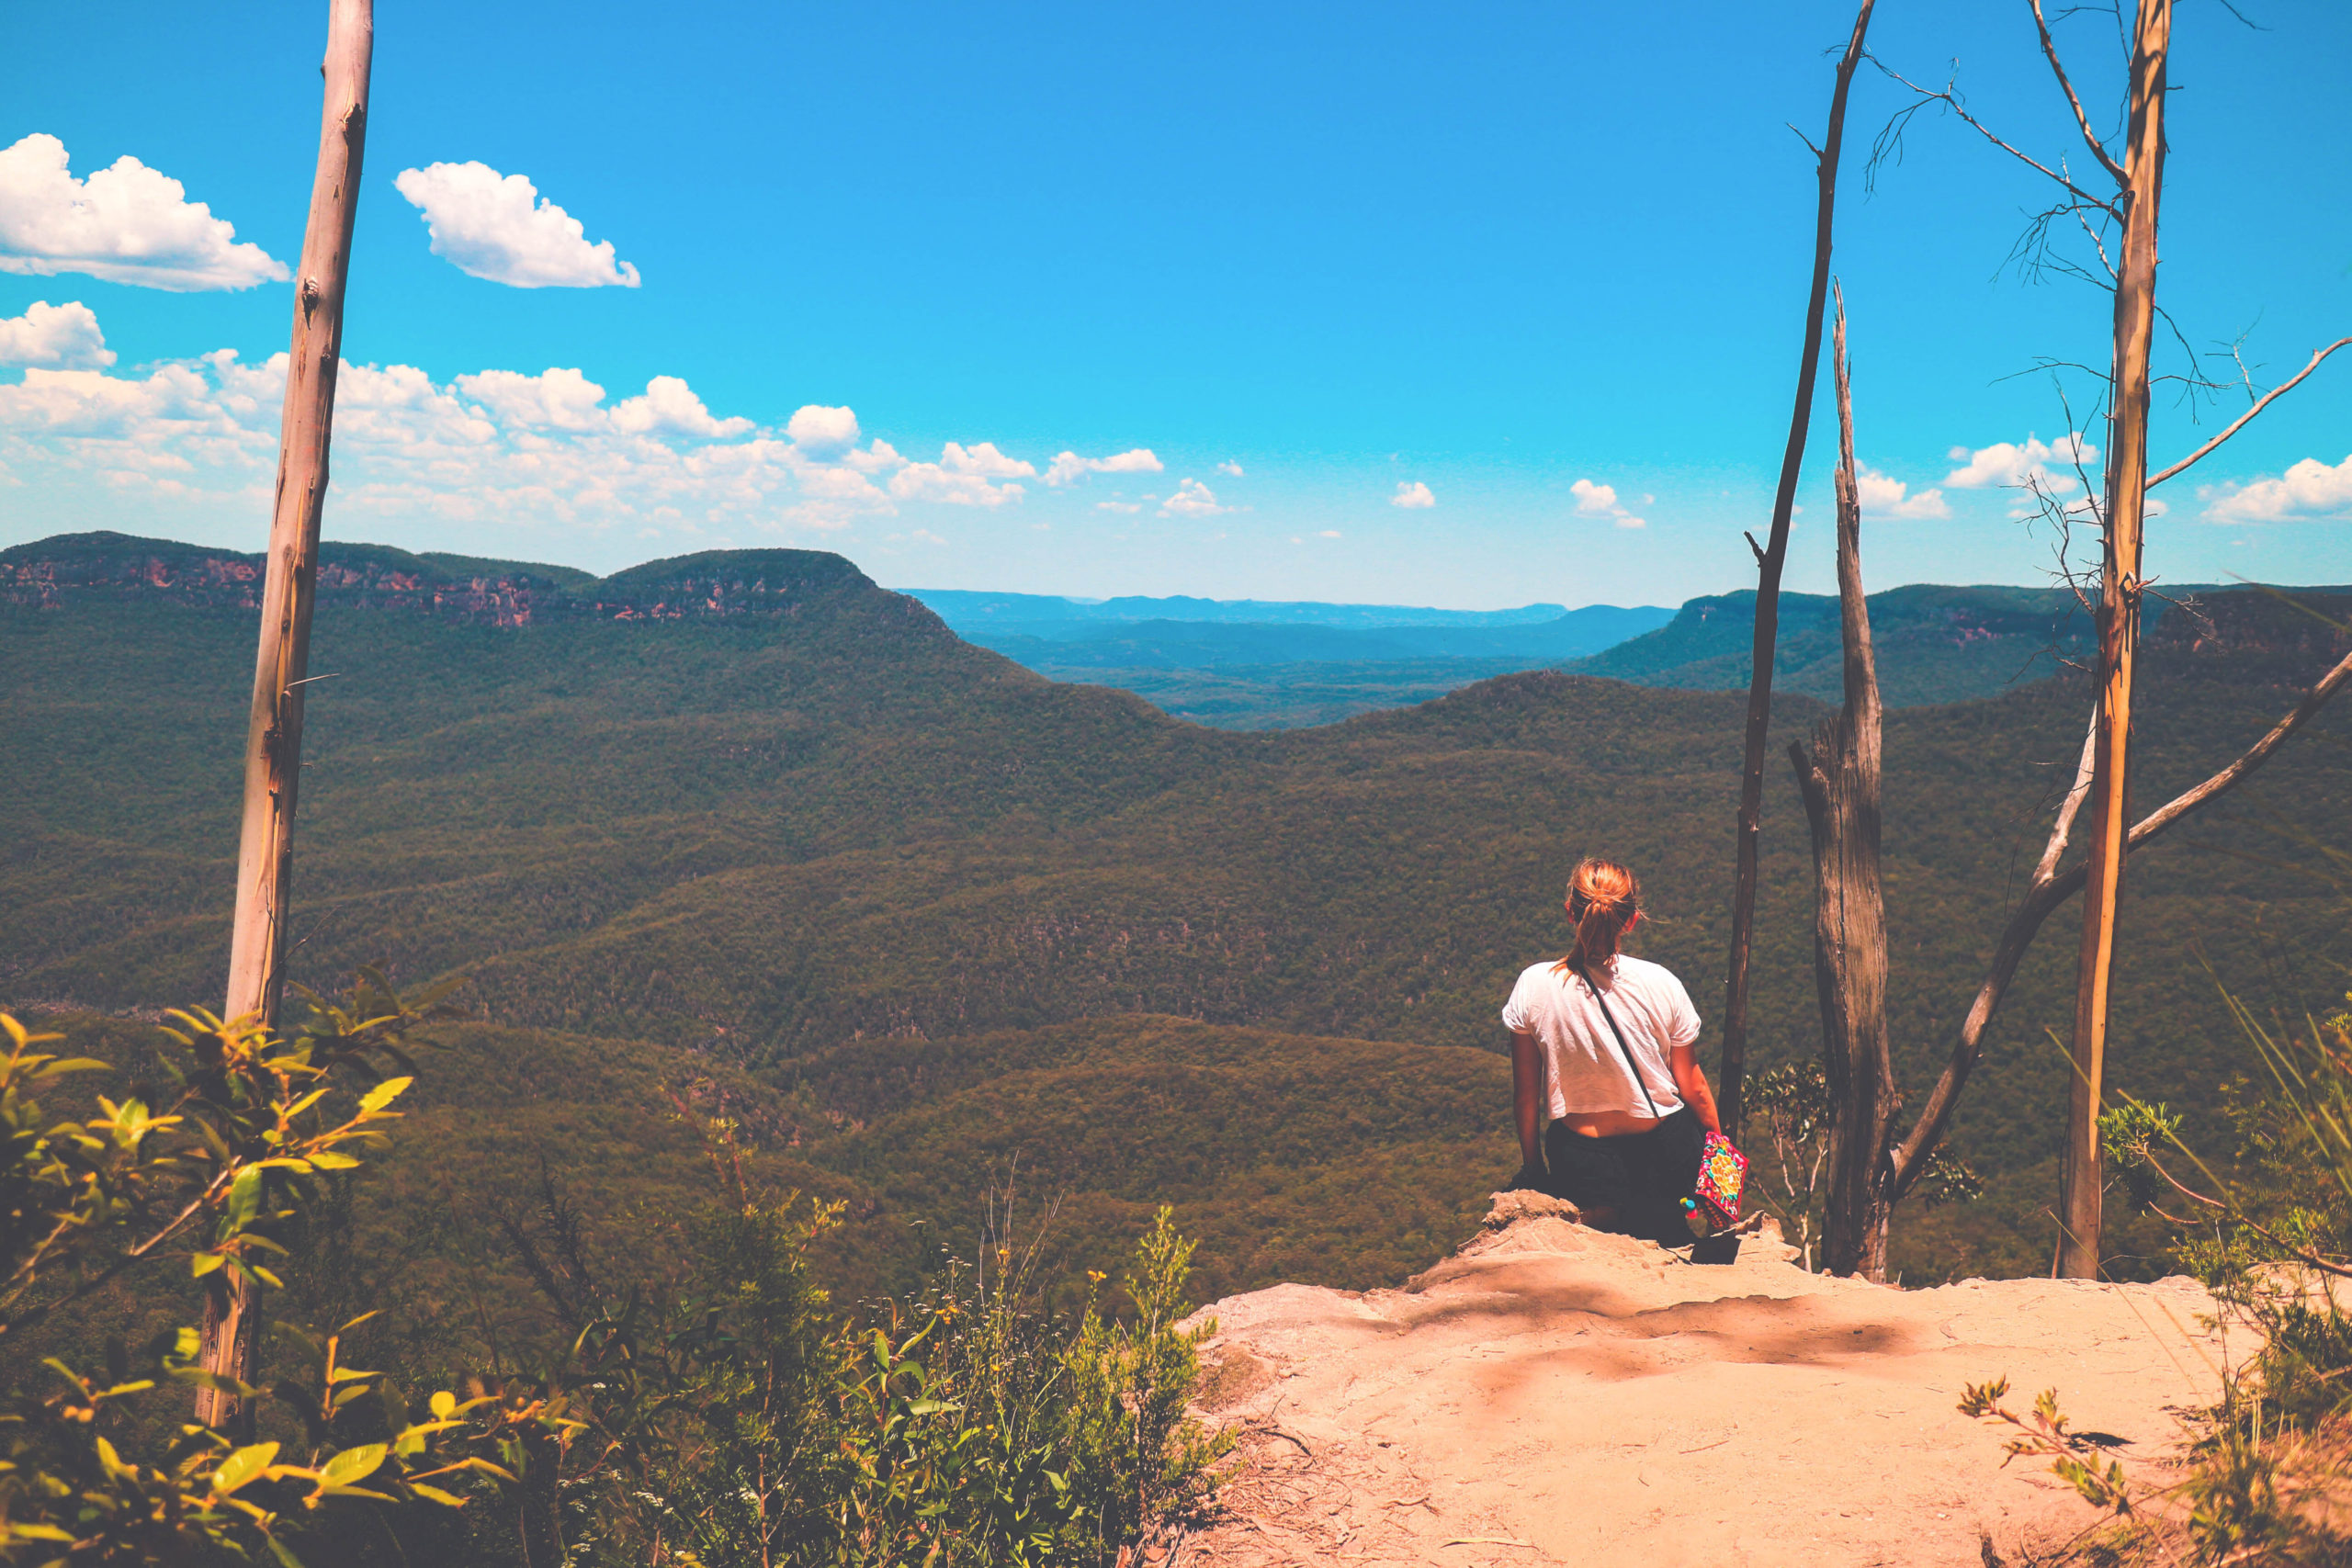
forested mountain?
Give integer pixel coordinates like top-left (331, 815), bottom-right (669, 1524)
top-left (9, 529), bottom-right (2351, 1289)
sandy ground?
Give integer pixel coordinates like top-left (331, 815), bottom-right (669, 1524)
top-left (1173, 1194), bottom-right (2223, 1568)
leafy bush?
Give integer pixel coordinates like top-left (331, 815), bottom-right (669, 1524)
top-left (0, 985), bottom-right (565, 1566)
top-left (498, 1111), bottom-right (1231, 1565)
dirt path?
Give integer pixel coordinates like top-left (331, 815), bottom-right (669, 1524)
top-left (1177, 1195), bottom-right (2220, 1568)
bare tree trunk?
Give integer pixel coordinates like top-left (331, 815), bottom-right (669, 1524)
top-left (2057, 0), bottom-right (2171, 1280)
top-left (1719, 0), bottom-right (1878, 1143)
top-left (1785, 292), bottom-right (1895, 1279)
top-left (197, 0), bottom-right (373, 1433)
top-left (1883, 641), bottom-right (2352, 1208)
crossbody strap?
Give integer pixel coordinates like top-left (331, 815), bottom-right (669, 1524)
top-left (1569, 960), bottom-right (1662, 1121)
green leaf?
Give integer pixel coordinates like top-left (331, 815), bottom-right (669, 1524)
top-left (321, 1443), bottom-right (387, 1486)
top-left (305, 1150), bottom-right (361, 1170)
top-left (408, 1483), bottom-right (467, 1506)
top-left (225, 1166), bottom-right (265, 1232)
top-left (357, 1077), bottom-right (413, 1115)
top-left (429, 1390), bottom-right (457, 1419)
top-left (96, 1437), bottom-right (135, 1480)
top-left (5, 1524), bottom-right (76, 1542)
top-left (212, 1441), bottom-right (280, 1495)
top-left (191, 1251), bottom-right (226, 1278)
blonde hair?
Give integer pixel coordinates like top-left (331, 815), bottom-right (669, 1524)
top-left (1558, 857), bottom-right (1641, 972)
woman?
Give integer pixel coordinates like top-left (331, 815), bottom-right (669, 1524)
top-left (1501, 857), bottom-right (1722, 1243)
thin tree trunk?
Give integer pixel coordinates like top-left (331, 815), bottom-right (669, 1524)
top-left (1883, 638), bottom-right (2352, 1204)
top-left (1720, 0), bottom-right (1878, 1142)
top-left (2057, 0), bottom-right (2170, 1280)
top-left (197, 0), bottom-right (373, 1432)
top-left (1786, 291), bottom-right (1894, 1279)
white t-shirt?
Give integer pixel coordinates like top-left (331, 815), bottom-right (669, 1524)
top-left (1499, 954), bottom-right (1702, 1121)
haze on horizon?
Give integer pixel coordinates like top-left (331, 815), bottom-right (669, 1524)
top-left (2, 1), bottom-right (2348, 611)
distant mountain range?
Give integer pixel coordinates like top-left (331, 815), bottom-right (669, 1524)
top-left (9, 527), bottom-right (2352, 1293)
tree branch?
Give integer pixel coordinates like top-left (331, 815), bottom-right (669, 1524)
top-left (1887, 639), bottom-right (2352, 1200)
top-left (2029, 0), bottom-right (2129, 186)
top-left (1871, 59), bottom-right (2120, 217)
top-left (2032, 712), bottom-right (2100, 886)
top-left (2145, 337), bottom-right (2352, 491)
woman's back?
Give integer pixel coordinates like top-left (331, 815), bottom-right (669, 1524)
top-left (1501, 954), bottom-right (1699, 1120)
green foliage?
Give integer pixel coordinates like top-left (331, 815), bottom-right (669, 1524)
top-left (8, 540), bottom-right (2352, 1292)
top-left (0, 989), bottom-right (571, 1566)
top-left (477, 1120), bottom-right (1228, 1566)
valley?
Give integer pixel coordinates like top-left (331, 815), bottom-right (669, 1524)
top-left (8, 530), bottom-right (2352, 1297)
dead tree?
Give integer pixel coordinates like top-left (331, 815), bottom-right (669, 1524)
top-left (2056, 0), bottom-right (2171, 1280)
top-left (1720, 0), bottom-right (1879, 1143)
top-left (1786, 290), bottom-right (1896, 1279)
top-left (1830, 4), bottom-right (2351, 1278)
top-left (198, 0), bottom-right (374, 1432)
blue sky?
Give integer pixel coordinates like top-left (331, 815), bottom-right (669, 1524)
top-left (3, 0), bottom-right (2347, 608)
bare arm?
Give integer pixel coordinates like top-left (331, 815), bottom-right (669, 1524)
top-left (1510, 1029), bottom-right (1543, 1177)
top-left (1671, 1044), bottom-right (1722, 1134)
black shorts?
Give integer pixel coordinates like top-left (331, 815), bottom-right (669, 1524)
top-left (1541, 1107), bottom-right (1707, 1244)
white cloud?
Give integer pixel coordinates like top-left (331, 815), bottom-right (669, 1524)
top-left (884, 444), bottom-right (1025, 505)
top-left (1216, 460), bottom-right (1245, 478)
top-left (454, 367), bottom-right (611, 431)
top-left (1854, 465), bottom-right (1951, 520)
top-left (1944, 433), bottom-right (2097, 492)
top-left (1318, 529), bottom-right (1341, 538)
top-left (786, 404), bottom-right (859, 455)
top-left (0, 133), bottom-right (288, 291)
top-left (941, 441), bottom-right (1036, 479)
top-left (612, 376), bottom-right (752, 439)
top-left (842, 438), bottom-right (904, 474)
top-left (0, 300), bottom-right (113, 367)
top-left (1570, 476), bottom-right (1645, 528)
top-left (1045, 446), bottom-right (1162, 486)
top-left (0, 326), bottom-right (1191, 547)
top-left (1392, 480), bottom-right (1435, 509)
top-left (2202, 454), bottom-right (2352, 525)
top-left (392, 162), bottom-right (639, 288)
top-left (1159, 477), bottom-right (1227, 516)
top-left (1095, 500), bottom-right (1141, 513)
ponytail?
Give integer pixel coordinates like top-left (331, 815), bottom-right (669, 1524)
top-left (1558, 857), bottom-right (1641, 973)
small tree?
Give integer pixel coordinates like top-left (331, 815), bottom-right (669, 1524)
top-left (0, 983), bottom-right (566, 1562)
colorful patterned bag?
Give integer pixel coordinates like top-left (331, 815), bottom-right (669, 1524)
top-left (1573, 961), bottom-right (1748, 1236)
top-left (1690, 1130), bottom-right (1747, 1231)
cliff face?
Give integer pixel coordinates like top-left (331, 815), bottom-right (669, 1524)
top-left (0, 531), bottom-right (917, 632)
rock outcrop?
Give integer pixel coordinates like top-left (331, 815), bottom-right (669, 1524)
top-left (1182, 1195), bottom-right (2218, 1567)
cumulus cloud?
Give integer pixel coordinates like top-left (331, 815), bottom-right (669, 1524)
top-left (0, 307), bottom-right (1192, 547)
top-left (1159, 478), bottom-right (1226, 516)
top-left (1854, 465), bottom-right (1951, 520)
top-left (1216, 460), bottom-right (1245, 478)
top-left (0, 133), bottom-right (288, 291)
top-left (786, 404), bottom-right (859, 455)
top-left (1045, 446), bottom-right (1162, 486)
top-left (2202, 454), bottom-right (2352, 525)
top-left (453, 367), bottom-right (611, 431)
top-left (0, 300), bottom-right (114, 367)
top-left (392, 162), bottom-right (640, 288)
top-left (1391, 480), bottom-right (1435, 509)
top-left (611, 376), bottom-right (753, 439)
top-left (1570, 476), bottom-right (1645, 528)
top-left (889, 460), bottom-right (1024, 507)
top-left (941, 441), bottom-right (1036, 479)
top-left (1944, 433), bottom-right (2097, 492)
top-left (842, 438), bottom-right (904, 474)
top-left (1095, 500), bottom-right (1141, 513)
